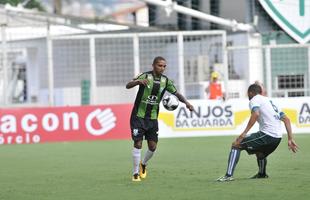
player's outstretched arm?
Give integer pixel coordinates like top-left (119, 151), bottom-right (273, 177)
top-left (126, 79), bottom-right (148, 89)
top-left (174, 92), bottom-right (194, 111)
top-left (281, 115), bottom-right (299, 153)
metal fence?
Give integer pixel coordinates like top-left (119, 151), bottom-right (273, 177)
top-left (1, 28), bottom-right (310, 107)
top-left (46, 30), bottom-right (227, 105)
top-left (227, 43), bottom-right (310, 98)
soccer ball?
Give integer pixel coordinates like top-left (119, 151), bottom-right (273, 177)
top-left (162, 95), bottom-right (179, 111)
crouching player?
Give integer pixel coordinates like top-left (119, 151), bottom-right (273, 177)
top-left (217, 84), bottom-right (298, 181)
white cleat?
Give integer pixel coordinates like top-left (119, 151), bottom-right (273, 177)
top-left (217, 175), bottom-right (234, 182)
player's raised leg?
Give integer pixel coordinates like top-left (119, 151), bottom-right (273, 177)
top-left (140, 140), bottom-right (157, 179)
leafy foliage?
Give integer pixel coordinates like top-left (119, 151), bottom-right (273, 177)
top-left (0, 0), bottom-right (45, 11)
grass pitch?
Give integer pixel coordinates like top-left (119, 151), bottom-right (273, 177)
top-left (0, 134), bottom-right (309, 200)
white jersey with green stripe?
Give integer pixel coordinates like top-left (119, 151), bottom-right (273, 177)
top-left (132, 71), bottom-right (177, 120)
top-left (249, 95), bottom-right (284, 138)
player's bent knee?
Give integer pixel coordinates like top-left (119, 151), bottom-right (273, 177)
top-left (256, 152), bottom-right (266, 159)
top-left (147, 140), bottom-right (157, 152)
top-left (148, 145), bottom-right (157, 152)
top-left (231, 143), bottom-right (242, 149)
top-left (134, 144), bottom-right (142, 149)
top-left (134, 141), bottom-right (143, 149)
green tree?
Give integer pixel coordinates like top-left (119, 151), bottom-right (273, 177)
top-left (0, 0), bottom-right (45, 11)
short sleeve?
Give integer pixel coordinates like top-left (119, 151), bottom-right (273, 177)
top-left (133, 73), bottom-right (146, 80)
top-left (166, 78), bottom-right (177, 94)
top-left (279, 111), bottom-right (285, 119)
top-left (249, 97), bottom-right (260, 112)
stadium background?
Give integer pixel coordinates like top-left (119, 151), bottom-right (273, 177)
top-left (0, 0), bottom-right (309, 199)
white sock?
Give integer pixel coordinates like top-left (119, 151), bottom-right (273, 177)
top-left (142, 149), bottom-right (155, 165)
top-left (132, 147), bottom-right (141, 175)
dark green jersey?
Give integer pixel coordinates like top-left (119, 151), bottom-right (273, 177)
top-left (131, 71), bottom-right (177, 120)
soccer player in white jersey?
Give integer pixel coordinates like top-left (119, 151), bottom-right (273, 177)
top-left (217, 84), bottom-right (298, 182)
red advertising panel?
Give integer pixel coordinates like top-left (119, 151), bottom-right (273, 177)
top-left (0, 104), bottom-right (133, 145)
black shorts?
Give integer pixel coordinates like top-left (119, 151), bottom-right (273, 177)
top-left (130, 115), bottom-right (159, 142)
top-left (240, 131), bottom-right (281, 157)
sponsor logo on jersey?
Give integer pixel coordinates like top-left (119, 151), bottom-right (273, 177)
top-left (143, 95), bottom-right (159, 105)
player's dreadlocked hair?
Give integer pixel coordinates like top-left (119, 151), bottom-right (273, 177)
top-left (153, 56), bottom-right (166, 64)
top-left (248, 84), bottom-right (262, 95)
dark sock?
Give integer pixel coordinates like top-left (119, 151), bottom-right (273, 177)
top-left (257, 158), bottom-right (267, 175)
top-left (226, 148), bottom-right (241, 176)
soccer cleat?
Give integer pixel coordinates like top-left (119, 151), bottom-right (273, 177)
top-left (132, 173), bottom-right (141, 182)
top-left (250, 173), bottom-right (269, 179)
top-left (216, 175), bottom-right (234, 182)
top-left (139, 162), bottom-right (147, 179)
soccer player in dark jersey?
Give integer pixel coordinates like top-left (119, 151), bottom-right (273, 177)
top-left (126, 56), bottom-right (194, 181)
